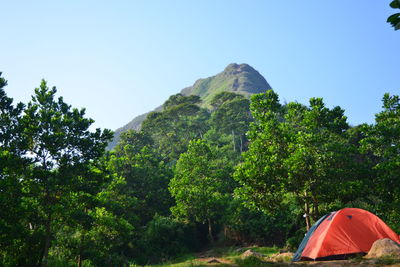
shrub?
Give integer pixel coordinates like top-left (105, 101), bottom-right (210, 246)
top-left (137, 215), bottom-right (200, 264)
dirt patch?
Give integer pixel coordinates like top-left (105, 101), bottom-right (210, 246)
top-left (197, 257), bottom-right (234, 265)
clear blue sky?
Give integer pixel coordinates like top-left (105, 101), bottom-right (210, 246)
top-left (2, 1), bottom-right (399, 130)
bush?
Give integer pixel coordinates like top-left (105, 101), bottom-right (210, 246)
top-left (136, 215), bottom-right (200, 264)
top-left (223, 199), bottom-right (297, 247)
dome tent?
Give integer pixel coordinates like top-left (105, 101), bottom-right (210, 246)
top-left (293, 208), bottom-right (400, 261)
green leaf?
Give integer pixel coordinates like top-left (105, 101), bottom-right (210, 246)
top-left (387, 13), bottom-right (400, 30)
top-left (389, 0), bottom-right (400, 9)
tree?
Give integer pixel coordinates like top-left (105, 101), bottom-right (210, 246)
top-left (234, 90), bottom-right (359, 230)
top-left (208, 92), bottom-right (252, 153)
top-left (361, 93), bottom-right (400, 231)
top-left (141, 94), bottom-right (209, 163)
top-left (0, 73), bottom-right (32, 266)
top-left (283, 99), bottom-right (356, 228)
top-left (169, 139), bottom-right (233, 243)
top-left (234, 90), bottom-right (287, 214)
top-left (107, 130), bottom-right (173, 225)
top-left (20, 80), bottom-right (112, 266)
top-left (388, 0), bottom-right (400, 30)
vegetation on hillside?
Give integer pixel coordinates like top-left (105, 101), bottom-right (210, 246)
top-left (1, 71), bottom-right (399, 266)
top-left (109, 63), bottom-right (271, 150)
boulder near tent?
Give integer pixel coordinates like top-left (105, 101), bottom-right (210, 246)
top-left (293, 208), bottom-right (400, 261)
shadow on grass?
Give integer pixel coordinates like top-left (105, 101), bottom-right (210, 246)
top-left (235, 256), bottom-right (286, 267)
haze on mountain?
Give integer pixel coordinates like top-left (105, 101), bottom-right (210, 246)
top-left (108, 63), bottom-right (272, 150)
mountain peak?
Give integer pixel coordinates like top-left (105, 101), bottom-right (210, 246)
top-left (223, 63), bottom-right (254, 75)
top-left (181, 63), bottom-right (271, 103)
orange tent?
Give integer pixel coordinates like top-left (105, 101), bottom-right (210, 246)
top-left (293, 208), bottom-right (400, 261)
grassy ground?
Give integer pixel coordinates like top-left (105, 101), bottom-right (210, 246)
top-left (131, 246), bottom-right (283, 267)
top-left (131, 246), bottom-right (400, 267)
top-left (48, 246), bottom-right (400, 267)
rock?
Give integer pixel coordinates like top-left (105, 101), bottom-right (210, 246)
top-left (235, 247), bottom-right (244, 252)
top-left (241, 249), bottom-right (265, 259)
top-left (365, 238), bottom-right (400, 258)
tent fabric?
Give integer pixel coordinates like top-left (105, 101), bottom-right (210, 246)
top-left (293, 208), bottom-right (400, 261)
top-left (292, 213), bottom-right (330, 261)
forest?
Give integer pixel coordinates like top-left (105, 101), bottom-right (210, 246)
top-left (0, 71), bottom-right (399, 266)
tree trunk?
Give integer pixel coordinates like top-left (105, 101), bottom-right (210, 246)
top-left (240, 135), bottom-right (243, 153)
top-left (208, 218), bottom-right (214, 244)
top-left (77, 232), bottom-right (85, 267)
top-left (312, 196), bottom-right (319, 221)
top-left (304, 200), bottom-right (311, 231)
top-left (42, 215), bottom-right (52, 267)
top-left (77, 255), bottom-right (82, 267)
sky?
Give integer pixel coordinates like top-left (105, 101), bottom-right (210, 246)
top-left (2, 1), bottom-right (399, 130)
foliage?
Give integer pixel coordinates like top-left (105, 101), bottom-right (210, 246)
top-left (234, 91), bottom-right (288, 213)
top-left (108, 130), bottom-right (173, 225)
top-left (388, 0), bottom-right (400, 30)
top-left (0, 78), bottom-right (113, 266)
top-left (208, 92), bottom-right (252, 154)
top-left (110, 63), bottom-right (271, 150)
top-left (0, 73), bottom-right (36, 266)
top-left (21, 81), bottom-right (113, 266)
top-left (55, 172), bottom-right (138, 266)
top-left (142, 94), bottom-right (209, 163)
top-left (223, 199), bottom-right (297, 246)
top-left (169, 139), bottom-right (234, 242)
top-left (1, 70), bottom-right (400, 266)
top-left (360, 93), bottom-right (400, 231)
top-left (136, 215), bottom-right (200, 265)
top-left (234, 90), bottom-right (363, 229)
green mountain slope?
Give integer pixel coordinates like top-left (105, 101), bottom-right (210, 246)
top-left (108, 63), bottom-right (271, 150)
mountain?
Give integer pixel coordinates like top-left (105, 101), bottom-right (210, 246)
top-left (107, 63), bottom-right (272, 150)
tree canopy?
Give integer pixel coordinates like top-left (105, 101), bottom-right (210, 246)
top-left (1, 72), bottom-right (399, 266)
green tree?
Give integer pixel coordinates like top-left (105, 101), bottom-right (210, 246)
top-left (361, 93), bottom-right (400, 231)
top-left (0, 73), bottom-right (33, 266)
top-left (85, 173), bottom-right (137, 266)
top-left (107, 130), bottom-right (173, 225)
top-left (141, 93), bottom-right (209, 163)
top-left (169, 139), bottom-right (233, 243)
top-left (235, 90), bottom-right (359, 230)
top-left (49, 160), bottom-right (138, 267)
top-left (234, 91), bottom-right (287, 214)
top-left (208, 92), bottom-right (252, 153)
top-left (283, 99), bottom-right (356, 228)
top-left (388, 0), bottom-right (400, 30)
top-left (223, 197), bottom-right (301, 247)
top-left (20, 80), bottom-right (112, 266)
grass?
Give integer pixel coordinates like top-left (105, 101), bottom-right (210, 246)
top-left (132, 246), bottom-right (284, 267)
top-left (50, 247), bottom-right (400, 267)
top-left (235, 256), bottom-right (286, 267)
top-left (48, 257), bottom-right (94, 267)
top-left (371, 256), bottom-right (400, 266)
